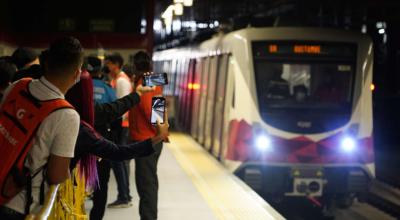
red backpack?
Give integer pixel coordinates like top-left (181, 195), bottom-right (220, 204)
top-left (0, 78), bottom-right (72, 211)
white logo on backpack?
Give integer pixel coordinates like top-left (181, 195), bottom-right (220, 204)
top-left (16, 109), bottom-right (26, 120)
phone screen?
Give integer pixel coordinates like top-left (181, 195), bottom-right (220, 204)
top-left (151, 97), bottom-right (166, 124)
top-left (144, 73), bottom-right (168, 87)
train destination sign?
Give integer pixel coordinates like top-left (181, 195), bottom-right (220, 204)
top-left (253, 41), bottom-right (356, 58)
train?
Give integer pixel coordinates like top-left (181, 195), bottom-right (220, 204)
top-left (153, 27), bottom-right (374, 209)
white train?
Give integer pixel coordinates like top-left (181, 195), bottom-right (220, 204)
top-left (154, 27), bottom-right (374, 209)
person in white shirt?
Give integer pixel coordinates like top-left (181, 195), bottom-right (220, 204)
top-left (104, 53), bottom-right (133, 208)
top-left (0, 37), bottom-right (83, 219)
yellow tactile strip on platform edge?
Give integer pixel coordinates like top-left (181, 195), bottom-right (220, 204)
top-left (166, 133), bottom-right (285, 220)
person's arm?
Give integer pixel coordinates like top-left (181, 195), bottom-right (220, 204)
top-left (94, 92), bottom-right (140, 126)
top-left (79, 121), bottom-right (155, 161)
top-left (47, 155), bottom-right (71, 184)
top-left (93, 84), bottom-right (155, 125)
top-left (47, 109), bottom-right (80, 184)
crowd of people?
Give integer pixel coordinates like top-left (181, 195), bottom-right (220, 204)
top-left (0, 36), bottom-right (169, 220)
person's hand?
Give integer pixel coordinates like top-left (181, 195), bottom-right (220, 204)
top-left (135, 72), bottom-right (155, 96)
top-left (155, 119), bottom-right (169, 141)
top-left (151, 110), bottom-right (170, 144)
top-left (136, 84), bottom-right (155, 96)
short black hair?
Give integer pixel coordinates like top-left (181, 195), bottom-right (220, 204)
top-left (0, 60), bottom-right (17, 88)
top-left (0, 56), bottom-right (14, 64)
top-left (86, 56), bottom-right (102, 73)
top-left (11, 47), bottom-right (38, 69)
top-left (105, 53), bottom-right (124, 68)
top-left (122, 64), bottom-right (135, 78)
top-left (46, 37), bottom-right (83, 76)
top-left (133, 51), bottom-right (151, 72)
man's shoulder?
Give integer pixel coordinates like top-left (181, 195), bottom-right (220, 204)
top-left (45, 107), bottom-right (80, 126)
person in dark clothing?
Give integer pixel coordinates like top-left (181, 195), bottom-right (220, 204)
top-left (12, 50), bottom-right (48, 82)
top-left (87, 56), bottom-right (156, 219)
top-left (130, 51), bottom-right (166, 220)
top-left (88, 85), bottom-right (160, 220)
top-left (0, 59), bottom-right (17, 100)
top-left (12, 65), bottom-right (43, 82)
top-left (11, 47), bottom-right (39, 70)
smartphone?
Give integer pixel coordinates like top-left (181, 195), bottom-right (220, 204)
top-left (151, 97), bottom-right (166, 124)
top-left (143, 73), bottom-right (168, 87)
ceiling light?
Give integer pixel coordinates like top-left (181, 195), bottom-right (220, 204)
top-left (174, 3), bottom-right (183, 16)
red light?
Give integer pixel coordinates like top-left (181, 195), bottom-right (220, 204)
top-left (370, 84), bottom-right (375, 91)
top-left (269, 44), bottom-right (278, 53)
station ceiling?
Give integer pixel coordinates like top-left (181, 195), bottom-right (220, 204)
top-left (156, 0), bottom-right (400, 25)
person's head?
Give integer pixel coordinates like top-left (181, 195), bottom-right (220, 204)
top-left (105, 53), bottom-right (124, 77)
top-left (45, 36), bottom-right (84, 92)
top-left (0, 60), bottom-right (17, 90)
top-left (86, 56), bottom-right (103, 77)
top-left (122, 63), bottom-right (135, 79)
top-left (133, 51), bottom-right (151, 79)
top-left (11, 47), bottom-right (39, 70)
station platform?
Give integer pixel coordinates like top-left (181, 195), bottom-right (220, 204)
top-left (87, 133), bottom-right (285, 220)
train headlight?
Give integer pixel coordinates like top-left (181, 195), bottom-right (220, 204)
top-left (255, 135), bottom-right (272, 151)
top-left (341, 137), bottom-right (356, 153)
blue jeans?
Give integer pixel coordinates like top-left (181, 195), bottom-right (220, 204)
top-left (111, 127), bottom-right (131, 202)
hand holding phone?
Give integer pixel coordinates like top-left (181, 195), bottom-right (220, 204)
top-left (151, 97), bottom-right (166, 124)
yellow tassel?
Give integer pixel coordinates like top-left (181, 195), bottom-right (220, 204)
top-left (48, 165), bottom-right (89, 220)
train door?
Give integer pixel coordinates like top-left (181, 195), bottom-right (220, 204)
top-left (167, 59), bottom-right (178, 123)
top-left (211, 54), bottom-right (230, 158)
top-left (183, 59), bottom-right (196, 131)
top-left (191, 58), bottom-right (203, 139)
top-left (220, 56), bottom-right (236, 163)
top-left (204, 56), bottom-right (219, 151)
top-left (175, 59), bottom-right (185, 126)
top-left (197, 57), bottom-right (211, 144)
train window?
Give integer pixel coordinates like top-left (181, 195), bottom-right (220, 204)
top-left (252, 41), bottom-right (356, 133)
top-left (254, 62), bottom-right (354, 110)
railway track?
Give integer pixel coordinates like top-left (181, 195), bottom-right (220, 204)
top-left (367, 180), bottom-right (400, 219)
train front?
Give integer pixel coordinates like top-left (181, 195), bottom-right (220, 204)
top-left (230, 28), bottom-right (374, 207)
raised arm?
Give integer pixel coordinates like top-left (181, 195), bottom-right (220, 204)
top-left (94, 92), bottom-right (140, 126)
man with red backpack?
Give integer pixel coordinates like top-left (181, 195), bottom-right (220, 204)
top-left (0, 37), bottom-right (83, 219)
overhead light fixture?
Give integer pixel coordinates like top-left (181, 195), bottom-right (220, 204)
top-left (183, 0), bottom-right (193, 7)
top-left (162, 5), bottom-right (174, 19)
top-left (174, 3), bottom-right (183, 16)
top-left (164, 16), bottom-right (172, 27)
top-left (174, 0), bottom-right (184, 3)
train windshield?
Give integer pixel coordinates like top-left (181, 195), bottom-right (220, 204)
top-left (254, 62), bottom-right (354, 111)
top-left (252, 41), bottom-right (357, 133)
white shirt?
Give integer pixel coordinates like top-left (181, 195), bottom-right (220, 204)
top-left (114, 71), bottom-right (132, 125)
top-left (115, 71), bottom-right (132, 99)
top-left (1, 77), bottom-right (80, 214)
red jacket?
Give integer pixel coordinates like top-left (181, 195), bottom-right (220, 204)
top-left (129, 78), bottom-right (162, 141)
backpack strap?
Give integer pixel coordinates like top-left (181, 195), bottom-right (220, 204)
top-left (24, 163), bottom-right (48, 214)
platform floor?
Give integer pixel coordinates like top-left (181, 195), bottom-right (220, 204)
top-left (86, 133), bottom-right (284, 220)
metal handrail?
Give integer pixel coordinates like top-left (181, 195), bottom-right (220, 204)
top-left (25, 184), bottom-right (60, 220)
